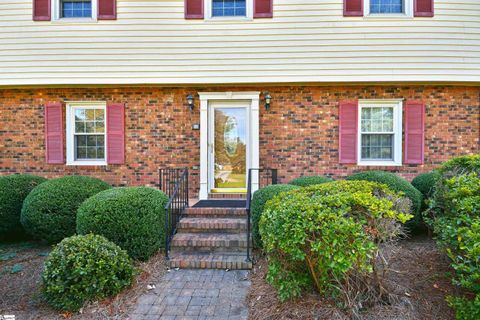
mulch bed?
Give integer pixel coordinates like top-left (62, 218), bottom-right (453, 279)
top-left (0, 241), bottom-right (167, 320)
top-left (247, 236), bottom-right (461, 320)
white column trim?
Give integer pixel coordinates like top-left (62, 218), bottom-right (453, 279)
top-left (198, 92), bottom-right (261, 200)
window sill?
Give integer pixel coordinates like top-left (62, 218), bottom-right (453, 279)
top-left (204, 16), bottom-right (253, 22)
top-left (66, 161), bottom-right (107, 166)
top-left (357, 161), bottom-right (402, 167)
top-left (52, 18), bottom-right (98, 24)
top-left (363, 14), bottom-right (413, 19)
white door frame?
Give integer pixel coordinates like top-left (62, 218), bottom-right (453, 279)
top-left (198, 92), bottom-right (260, 200)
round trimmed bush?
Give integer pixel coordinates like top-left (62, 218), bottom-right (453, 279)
top-left (42, 234), bottom-right (135, 312)
top-left (347, 171), bottom-right (423, 228)
top-left (289, 175), bottom-right (333, 187)
top-left (76, 187), bottom-right (169, 260)
top-left (0, 174), bottom-right (47, 239)
top-left (411, 171), bottom-right (440, 199)
top-left (251, 184), bottom-right (300, 248)
top-left (21, 176), bottom-right (111, 243)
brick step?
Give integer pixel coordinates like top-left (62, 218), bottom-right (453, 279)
top-left (184, 207), bottom-right (247, 218)
top-left (168, 252), bottom-right (252, 270)
top-left (178, 217), bottom-right (247, 233)
top-left (208, 193), bottom-right (246, 200)
top-left (170, 233), bottom-right (248, 253)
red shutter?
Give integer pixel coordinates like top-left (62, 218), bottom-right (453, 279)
top-left (404, 101), bottom-right (425, 164)
top-left (98, 0), bottom-right (117, 20)
top-left (339, 101), bottom-right (358, 164)
top-left (33, 0), bottom-right (51, 21)
top-left (344, 0), bottom-right (363, 17)
top-left (44, 102), bottom-right (64, 164)
top-left (185, 0), bottom-right (204, 19)
top-left (107, 102), bottom-right (125, 164)
top-left (254, 0), bottom-right (273, 18)
top-left (414, 0), bottom-right (434, 17)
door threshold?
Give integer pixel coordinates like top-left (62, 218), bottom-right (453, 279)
top-left (210, 188), bottom-right (247, 193)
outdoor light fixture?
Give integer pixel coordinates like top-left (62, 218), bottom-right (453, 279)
top-left (186, 94), bottom-right (194, 111)
top-left (264, 93), bottom-right (272, 111)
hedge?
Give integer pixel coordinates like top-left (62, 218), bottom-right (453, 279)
top-left (288, 175), bottom-right (333, 187)
top-left (21, 176), bottom-right (111, 243)
top-left (76, 187), bottom-right (169, 260)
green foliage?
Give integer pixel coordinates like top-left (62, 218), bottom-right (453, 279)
top-left (251, 184), bottom-right (300, 248)
top-left (0, 174), bottom-right (47, 239)
top-left (21, 176), bottom-right (111, 244)
top-left (411, 171), bottom-right (440, 199)
top-left (347, 170), bottom-right (423, 228)
top-left (259, 180), bottom-right (412, 307)
top-left (288, 175), bottom-right (333, 187)
top-left (76, 187), bottom-right (168, 260)
top-left (427, 154), bottom-right (480, 319)
top-left (42, 234), bottom-right (135, 312)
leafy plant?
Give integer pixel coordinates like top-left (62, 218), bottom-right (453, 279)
top-left (288, 175), bottom-right (333, 187)
top-left (251, 184), bottom-right (300, 248)
top-left (42, 234), bottom-right (135, 312)
top-left (259, 180), bottom-right (412, 314)
top-left (347, 170), bottom-right (423, 229)
top-left (21, 176), bottom-right (111, 244)
top-left (0, 174), bottom-right (47, 240)
top-left (76, 187), bottom-right (168, 260)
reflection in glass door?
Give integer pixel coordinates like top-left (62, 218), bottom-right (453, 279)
top-left (213, 107), bottom-right (247, 190)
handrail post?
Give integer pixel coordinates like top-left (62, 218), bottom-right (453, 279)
top-left (246, 168), bottom-right (252, 263)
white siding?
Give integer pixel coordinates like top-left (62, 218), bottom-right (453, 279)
top-left (0, 0), bottom-right (479, 85)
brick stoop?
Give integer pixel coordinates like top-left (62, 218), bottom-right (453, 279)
top-left (168, 206), bottom-right (252, 270)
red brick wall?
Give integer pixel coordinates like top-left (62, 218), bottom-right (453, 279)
top-left (0, 85), bottom-right (478, 196)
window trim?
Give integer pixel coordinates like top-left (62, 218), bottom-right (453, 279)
top-left (357, 99), bottom-right (403, 166)
top-left (66, 101), bottom-right (107, 166)
top-left (52, 0), bottom-right (97, 22)
top-left (364, 0), bottom-right (413, 18)
top-left (204, 0), bottom-right (253, 21)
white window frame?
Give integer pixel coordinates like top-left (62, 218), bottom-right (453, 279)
top-left (66, 101), bottom-right (107, 166)
top-left (364, 0), bottom-right (413, 18)
top-left (357, 99), bottom-right (403, 166)
top-left (204, 0), bottom-right (253, 21)
top-left (52, 0), bottom-right (97, 22)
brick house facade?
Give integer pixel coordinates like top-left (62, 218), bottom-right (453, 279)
top-left (1, 85), bottom-right (478, 197)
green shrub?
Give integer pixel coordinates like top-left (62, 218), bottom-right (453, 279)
top-left (411, 171), bottom-right (440, 200)
top-left (427, 155), bottom-right (480, 318)
top-left (0, 174), bottom-right (47, 239)
top-left (21, 176), bottom-right (111, 243)
top-left (76, 187), bottom-right (168, 260)
top-left (347, 170), bottom-right (423, 228)
top-left (288, 175), bottom-right (333, 187)
top-left (259, 180), bottom-right (412, 312)
top-left (251, 184), bottom-right (300, 248)
top-left (42, 234), bottom-right (135, 312)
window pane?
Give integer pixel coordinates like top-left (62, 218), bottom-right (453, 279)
top-left (95, 109), bottom-right (104, 121)
top-left (85, 109), bottom-right (95, 120)
top-left (75, 134), bottom-right (105, 160)
top-left (361, 134), bottom-right (393, 160)
top-left (85, 122), bottom-right (95, 133)
top-left (212, 0), bottom-right (246, 17)
top-left (61, 0), bottom-right (92, 18)
top-left (75, 121), bottom-right (85, 133)
top-left (75, 109), bottom-right (86, 121)
top-left (370, 0), bottom-right (403, 14)
top-left (361, 107), bottom-right (394, 133)
top-left (95, 121), bottom-right (105, 133)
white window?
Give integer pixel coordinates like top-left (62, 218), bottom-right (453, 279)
top-left (357, 100), bottom-right (403, 166)
top-left (205, 0), bottom-right (253, 19)
top-left (66, 102), bottom-right (107, 165)
top-left (364, 0), bottom-right (413, 17)
top-left (52, 0), bottom-right (97, 21)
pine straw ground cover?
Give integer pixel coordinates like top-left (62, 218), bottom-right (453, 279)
top-left (0, 241), bottom-right (167, 319)
top-left (248, 236), bottom-right (462, 320)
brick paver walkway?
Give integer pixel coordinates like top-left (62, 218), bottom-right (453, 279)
top-left (129, 269), bottom-right (251, 320)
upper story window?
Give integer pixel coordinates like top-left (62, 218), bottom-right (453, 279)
top-left (212, 0), bottom-right (246, 17)
top-left (364, 0), bottom-right (412, 17)
top-left (61, 0), bottom-right (92, 18)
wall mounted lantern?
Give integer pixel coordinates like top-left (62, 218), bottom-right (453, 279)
top-left (264, 93), bottom-right (272, 111)
top-left (186, 94), bottom-right (194, 111)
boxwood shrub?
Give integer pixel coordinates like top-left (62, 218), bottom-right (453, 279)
top-left (21, 176), bottom-right (111, 243)
top-left (347, 171), bottom-right (423, 228)
top-left (76, 187), bottom-right (168, 260)
top-left (42, 234), bottom-right (135, 312)
top-left (411, 171), bottom-right (440, 200)
top-left (259, 180), bottom-right (412, 311)
top-left (251, 184), bottom-right (300, 248)
top-left (0, 174), bottom-right (47, 240)
top-left (288, 175), bottom-right (333, 187)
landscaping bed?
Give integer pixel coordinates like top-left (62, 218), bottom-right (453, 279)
top-left (248, 236), bottom-right (459, 320)
top-left (0, 241), bottom-right (167, 319)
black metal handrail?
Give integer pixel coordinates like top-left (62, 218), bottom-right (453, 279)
top-left (159, 168), bottom-right (189, 259)
top-left (245, 168), bottom-right (278, 262)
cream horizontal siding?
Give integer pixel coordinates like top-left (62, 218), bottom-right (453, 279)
top-left (0, 0), bottom-right (479, 85)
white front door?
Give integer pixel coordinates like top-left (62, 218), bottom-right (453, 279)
top-left (208, 101), bottom-right (249, 193)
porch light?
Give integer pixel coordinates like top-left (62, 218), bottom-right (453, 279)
top-left (186, 94), bottom-right (194, 111)
top-left (264, 93), bottom-right (272, 111)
